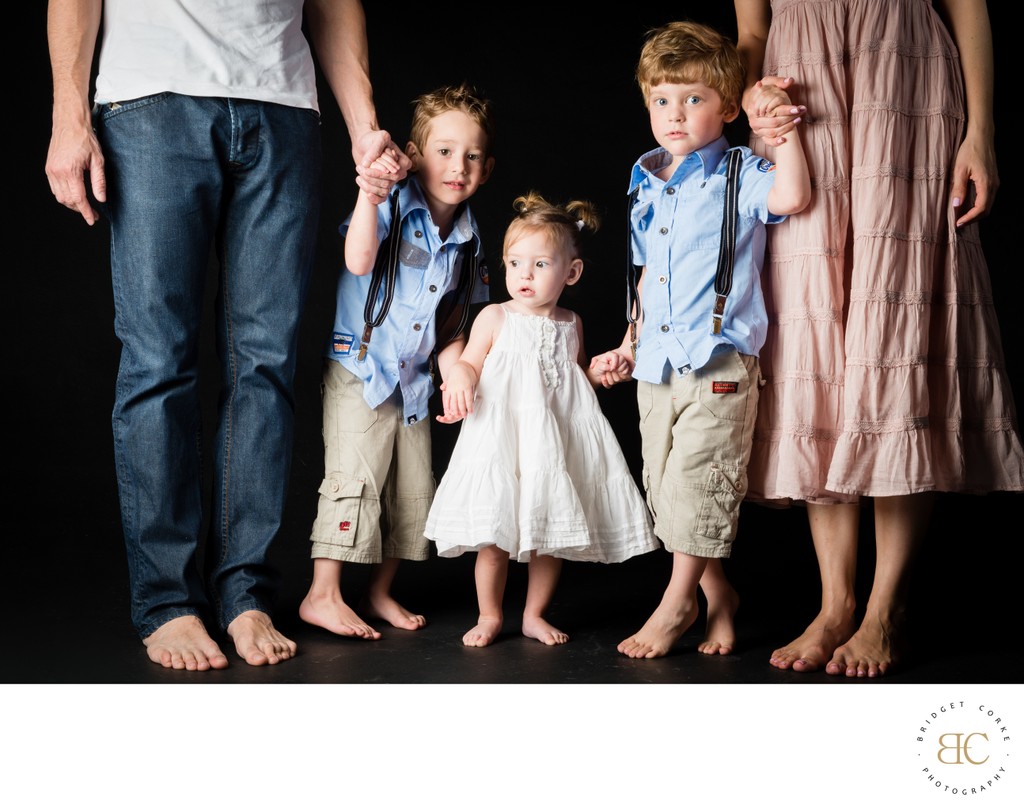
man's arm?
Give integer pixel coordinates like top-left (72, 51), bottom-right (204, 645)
top-left (45, 0), bottom-right (105, 225)
top-left (305, 0), bottom-right (410, 203)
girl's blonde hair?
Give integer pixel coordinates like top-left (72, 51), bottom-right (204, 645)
top-left (635, 20), bottom-right (744, 109)
top-left (502, 191), bottom-right (600, 259)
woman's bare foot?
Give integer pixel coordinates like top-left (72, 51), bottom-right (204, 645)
top-left (522, 615), bottom-right (568, 646)
top-left (617, 599), bottom-right (699, 659)
top-left (463, 616), bottom-right (502, 647)
top-left (769, 611), bottom-right (855, 672)
top-left (697, 585), bottom-right (739, 655)
top-left (826, 616), bottom-right (898, 678)
top-left (361, 593), bottom-right (426, 631)
top-left (143, 615), bottom-right (229, 671)
top-left (226, 610), bottom-right (297, 666)
top-left (298, 591), bottom-right (381, 639)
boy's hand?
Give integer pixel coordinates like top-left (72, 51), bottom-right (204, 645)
top-left (743, 77), bottom-right (806, 146)
top-left (436, 365), bottom-right (477, 424)
top-left (590, 349), bottom-right (635, 388)
top-left (354, 129), bottom-right (411, 203)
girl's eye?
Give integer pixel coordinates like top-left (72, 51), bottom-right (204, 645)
top-left (535, 261), bottom-right (548, 269)
top-left (467, 153), bottom-right (480, 162)
top-left (438, 148), bottom-right (451, 156)
top-left (508, 259), bottom-right (518, 268)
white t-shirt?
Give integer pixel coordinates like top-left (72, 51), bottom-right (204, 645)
top-left (94, 0), bottom-right (320, 112)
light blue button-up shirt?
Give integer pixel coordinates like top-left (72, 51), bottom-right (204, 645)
top-left (629, 136), bottom-right (784, 383)
top-left (327, 176), bottom-right (489, 424)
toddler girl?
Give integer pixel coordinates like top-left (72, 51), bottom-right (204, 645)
top-left (424, 192), bottom-right (658, 647)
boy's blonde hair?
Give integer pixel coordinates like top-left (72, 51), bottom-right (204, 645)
top-left (502, 191), bottom-right (600, 260)
top-left (408, 82), bottom-right (496, 156)
top-left (636, 20), bottom-right (744, 110)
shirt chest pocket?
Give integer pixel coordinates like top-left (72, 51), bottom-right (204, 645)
top-left (399, 239), bottom-right (431, 269)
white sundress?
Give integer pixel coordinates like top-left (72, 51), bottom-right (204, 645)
top-left (424, 305), bottom-right (659, 563)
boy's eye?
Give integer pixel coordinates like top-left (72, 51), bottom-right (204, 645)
top-left (653, 98), bottom-right (667, 107)
top-left (438, 148), bottom-right (451, 156)
top-left (467, 153), bottom-right (480, 162)
top-left (685, 95), bottom-right (701, 105)
top-left (535, 260), bottom-right (548, 269)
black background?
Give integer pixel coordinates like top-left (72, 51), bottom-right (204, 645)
top-left (9, 1), bottom-right (1022, 684)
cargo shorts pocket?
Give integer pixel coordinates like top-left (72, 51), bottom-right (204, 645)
top-left (311, 475), bottom-right (365, 548)
top-left (694, 463), bottom-right (745, 542)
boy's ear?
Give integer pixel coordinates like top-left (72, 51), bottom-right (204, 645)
top-left (565, 258), bottom-right (584, 286)
top-left (479, 156), bottom-right (495, 186)
top-left (722, 100), bottom-right (740, 124)
top-left (405, 141), bottom-right (420, 169)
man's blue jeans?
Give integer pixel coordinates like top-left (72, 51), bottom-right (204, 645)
top-left (96, 93), bottom-right (322, 639)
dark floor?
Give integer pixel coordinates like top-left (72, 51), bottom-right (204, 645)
top-left (7, 490), bottom-right (1021, 686)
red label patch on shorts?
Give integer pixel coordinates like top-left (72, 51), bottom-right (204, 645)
top-left (338, 521), bottom-right (351, 532)
top-left (711, 381), bottom-right (739, 394)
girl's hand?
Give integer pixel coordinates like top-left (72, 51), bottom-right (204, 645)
top-left (590, 350), bottom-right (634, 388)
top-left (950, 128), bottom-right (999, 227)
top-left (743, 77), bottom-right (806, 146)
top-left (436, 364), bottom-right (477, 424)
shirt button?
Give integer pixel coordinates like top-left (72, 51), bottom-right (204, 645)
top-left (666, 187), bottom-right (675, 195)
top-left (408, 415), bottom-right (417, 424)
top-left (429, 285), bottom-right (437, 293)
top-left (413, 323), bottom-right (421, 331)
top-left (660, 324), bottom-right (669, 332)
top-left (658, 275), bottom-right (667, 284)
top-left (440, 245), bottom-right (447, 253)
top-left (414, 230), bottom-right (423, 238)
top-left (659, 227), bottom-right (668, 235)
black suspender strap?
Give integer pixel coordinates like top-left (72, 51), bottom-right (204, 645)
top-left (357, 187), bottom-right (402, 361)
top-left (428, 241), bottom-right (479, 381)
top-left (711, 148), bottom-right (742, 335)
top-left (625, 187), bottom-right (642, 359)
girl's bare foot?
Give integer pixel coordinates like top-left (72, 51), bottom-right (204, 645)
top-left (826, 616), bottom-right (898, 678)
top-left (769, 611), bottom-right (855, 672)
top-left (226, 610), bottom-right (297, 666)
top-left (143, 615), bottom-right (229, 671)
top-left (698, 585), bottom-right (739, 655)
top-left (298, 592), bottom-right (381, 640)
top-left (463, 616), bottom-right (502, 647)
top-left (361, 593), bottom-right (426, 631)
top-left (522, 615), bottom-right (569, 646)
top-left (618, 599), bottom-right (699, 659)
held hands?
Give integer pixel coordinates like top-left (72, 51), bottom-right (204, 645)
top-left (436, 362), bottom-right (478, 424)
top-left (354, 129), bottom-right (412, 204)
top-left (590, 349), bottom-right (635, 388)
top-left (743, 76), bottom-right (807, 146)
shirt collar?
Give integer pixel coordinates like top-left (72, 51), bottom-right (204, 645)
top-left (628, 135), bottom-right (732, 192)
top-left (397, 176), bottom-right (481, 254)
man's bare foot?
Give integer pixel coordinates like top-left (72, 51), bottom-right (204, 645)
top-left (826, 616), bottom-right (898, 678)
top-left (769, 612), bottom-right (855, 672)
top-left (522, 615), bottom-right (568, 646)
top-left (617, 599), bottom-right (699, 659)
top-left (298, 590), bottom-right (382, 640)
top-left (463, 616), bottom-right (502, 647)
top-left (143, 615), bottom-right (229, 671)
top-left (226, 610), bottom-right (297, 666)
top-left (361, 592), bottom-right (426, 631)
top-left (697, 585), bottom-right (739, 655)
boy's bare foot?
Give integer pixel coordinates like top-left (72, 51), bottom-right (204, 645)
top-left (298, 592), bottom-right (381, 639)
top-left (697, 585), bottom-right (739, 655)
top-left (522, 615), bottom-right (569, 646)
top-left (361, 593), bottom-right (426, 631)
top-left (826, 616), bottom-right (897, 678)
top-left (463, 616), bottom-right (502, 647)
top-left (769, 611), bottom-right (855, 672)
top-left (143, 615), bottom-right (229, 671)
top-left (226, 610), bottom-right (297, 666)
top-left (617, 599), bottom-right (699, 659)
